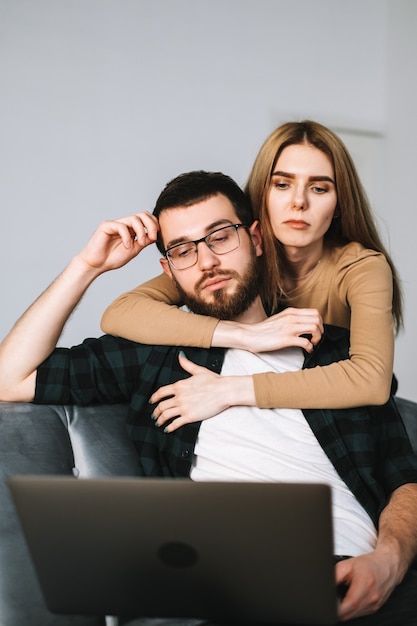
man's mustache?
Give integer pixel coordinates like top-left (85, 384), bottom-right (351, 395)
top-left (195, 270), bottom-right (238, 292)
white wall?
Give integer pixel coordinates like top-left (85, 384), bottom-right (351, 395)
top-left (384, 0), bottom-right (417, 400)
top-left (0, 0), bottom-right (416, 399)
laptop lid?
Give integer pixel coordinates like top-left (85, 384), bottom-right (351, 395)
top-left (8, 476), bottom-right (338, 624)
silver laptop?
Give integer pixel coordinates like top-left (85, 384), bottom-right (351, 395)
top-left (8, 476), bottom-right (338, 624)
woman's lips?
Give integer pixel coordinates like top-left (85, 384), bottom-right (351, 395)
top-left (284, 220), bottom-right (310, 229)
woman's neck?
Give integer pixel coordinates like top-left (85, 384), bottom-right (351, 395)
top-left (282, 245), bottom-right (323, 290)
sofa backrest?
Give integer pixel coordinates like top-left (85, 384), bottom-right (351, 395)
top-left (396, 397), bottom-right (417, 454)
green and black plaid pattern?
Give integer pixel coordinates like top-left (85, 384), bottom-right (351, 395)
top-left (35, 327), bottom-right (417, 526)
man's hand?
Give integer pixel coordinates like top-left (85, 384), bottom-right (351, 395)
top-left (336, 551), bottom-right (400, 621)
top-left (337, 483), bottom-right (417, 621)
top-left (213, 308), bottom-right (324, 353)
top-left (79, 212), bottom-right (159, 274)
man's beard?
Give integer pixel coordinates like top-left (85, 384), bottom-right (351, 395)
top-left (172, 254), bottom-right (260, 320)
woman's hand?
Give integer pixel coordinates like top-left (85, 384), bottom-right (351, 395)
top-left (149, 353), bottom-right (255, 432)
top-left (213, 307), bottom-right (324, 353)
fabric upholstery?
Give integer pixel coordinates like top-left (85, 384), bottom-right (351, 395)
top-left (0, 402), bottom-right (139, 626)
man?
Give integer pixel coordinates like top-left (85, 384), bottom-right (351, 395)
top-left (0, 171), bottom-right (417, 625)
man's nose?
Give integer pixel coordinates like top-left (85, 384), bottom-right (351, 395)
top-left (196, 241), bottom-right (220, 270)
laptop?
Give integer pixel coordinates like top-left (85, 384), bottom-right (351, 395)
top-left (8, 476), bottom-right (338, 624)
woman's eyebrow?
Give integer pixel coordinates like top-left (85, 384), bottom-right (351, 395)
top-left (271, 170), bottom-right (335, 184)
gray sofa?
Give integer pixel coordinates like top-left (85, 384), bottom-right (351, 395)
top-left (1, 397), bottom-right (416, 626)
top-left (0, 402), bottom-right (139, 626)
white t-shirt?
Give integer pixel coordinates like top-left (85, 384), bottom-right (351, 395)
top-left (190, 347), bottom-right (377, 556)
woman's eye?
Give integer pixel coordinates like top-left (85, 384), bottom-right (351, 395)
top-left (273, 182), bottom-right (289, 189)
top-left (312, 186), bottom-right (328, 194)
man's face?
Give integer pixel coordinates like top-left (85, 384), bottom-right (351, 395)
top-left (159, 194), bottom-right (262, 320)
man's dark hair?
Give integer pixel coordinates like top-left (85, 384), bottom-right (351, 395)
top-left (153, 170), bottom-right (254, 254)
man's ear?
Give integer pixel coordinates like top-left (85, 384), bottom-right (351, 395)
top-left (249, 220), bottom-right (263, 257)
top-left (160, 257), bottom-right (173, 279)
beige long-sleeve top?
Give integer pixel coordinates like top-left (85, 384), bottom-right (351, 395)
top-left (101, 242), bottom-right (394, 409)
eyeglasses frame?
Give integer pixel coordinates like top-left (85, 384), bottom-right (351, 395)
top-left (164, 223), bottom-right (248, 270)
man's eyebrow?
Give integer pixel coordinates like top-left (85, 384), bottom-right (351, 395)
top-left (165, 219), bottom-right (234, 249)
top-left (271, 170), bottom-right (335, 184)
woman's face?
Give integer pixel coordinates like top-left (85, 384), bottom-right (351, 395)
top-left (266, 143), bottom-right (338, 252)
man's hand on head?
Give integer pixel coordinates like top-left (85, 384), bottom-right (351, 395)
top-left (79, 212), bottom-right (159, 275)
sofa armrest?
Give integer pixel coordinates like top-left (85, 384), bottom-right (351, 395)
top-left (63, 403), bottom-right (140, 477)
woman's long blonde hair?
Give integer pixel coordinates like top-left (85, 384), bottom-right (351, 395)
top-left (245, 120), bottom-right (403, 332)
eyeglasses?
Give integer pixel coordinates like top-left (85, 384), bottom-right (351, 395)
top-left (164, 223), bottom-right (248, 270)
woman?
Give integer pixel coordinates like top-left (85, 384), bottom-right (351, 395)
top-left (101, 120), bottom-right (402, 419)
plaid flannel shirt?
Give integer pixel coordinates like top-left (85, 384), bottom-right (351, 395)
top-left (35, 325), bottom-right (417, 527)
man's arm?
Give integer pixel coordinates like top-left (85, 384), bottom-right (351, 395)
top-left (336, 483), bottom-right (417, 621)
top-left (0, 213), bottom-right (158, 402)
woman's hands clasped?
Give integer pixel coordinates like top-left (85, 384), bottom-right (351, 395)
top-left (214, 307), bottom-right (324, 354)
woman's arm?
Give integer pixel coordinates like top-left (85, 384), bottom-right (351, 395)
top-left (103, 249), bottom-right (394, 410)
top-left (152, 338), bottom-right (393, 432)
top-left (254, 252), bottom-right (395, 408)
top-left (101, 274), bottom-right (323, 352)
top-left (101, 273), bottom-right (218, 348)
